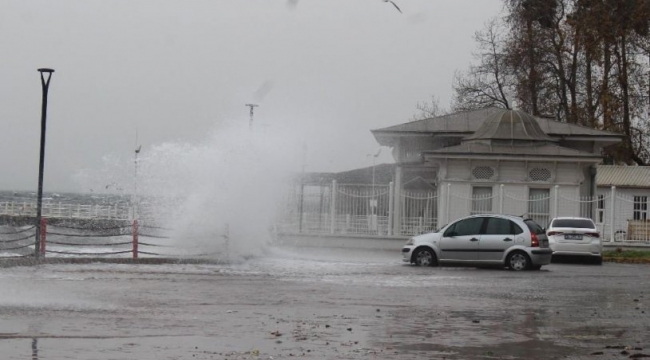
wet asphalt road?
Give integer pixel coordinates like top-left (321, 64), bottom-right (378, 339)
top-left (0, 246), bottom-right (649, 360)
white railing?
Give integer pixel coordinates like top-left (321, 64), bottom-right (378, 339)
top-left (0, 201), bottom-right (131, 220)
top-left (400, 191), bottom-right (437, 235)
top-left (280, 181), bottom-right (650, 243)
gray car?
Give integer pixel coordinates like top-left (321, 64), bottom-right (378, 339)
top-left (402, 214), bottom-right (552, 271)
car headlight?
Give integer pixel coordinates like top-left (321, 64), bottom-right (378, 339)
top-left (405, 238), bottom-right (414, 246)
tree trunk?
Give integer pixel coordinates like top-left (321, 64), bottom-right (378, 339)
top-left (527, 18), bottom-right (539, 115)
top-left (586, 52), bottom-right (595, 128)
top-left (602, 42), bottom-right (612, 130)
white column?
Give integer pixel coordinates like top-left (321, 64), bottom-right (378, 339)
top-left (554, 185), bottom-right (560, 219)
top-left (393, 166), bottom-right (403, 235)
top-left (499, 184), bottom-right (504, 214)
top-left (388, 181), bottom-right (394, 236)
top-left (330, 180), bottom-right (337, 234)
top-left (446, 183), bottom-right (451, 224)
top-left (610, 186), bottom-right (616, 242)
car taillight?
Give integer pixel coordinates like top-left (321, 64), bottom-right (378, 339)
top-left (531, 233), bottom-right (539, 247)
top-left (586, 232), bottom-right (600, 238)
top-left (547, 231), bottom-right (563, 236)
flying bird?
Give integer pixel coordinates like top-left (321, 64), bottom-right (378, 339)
top-left (383, 0), bottom-right (402, 13)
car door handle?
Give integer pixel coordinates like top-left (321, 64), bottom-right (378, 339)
top-left (470, 238), bottom-right (479, 242)
top-left (503, 238), bottom-right (513, 242)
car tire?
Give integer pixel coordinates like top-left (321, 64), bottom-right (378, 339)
top-left (594, 257), bottom-right (603, 265)
top-left (413, 248), bottom-right (437, 267)
top-left (507, 251), bottom-right (531, 271)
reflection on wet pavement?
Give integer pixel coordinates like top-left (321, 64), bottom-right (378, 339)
top-left (0, 246), bottom-right (648, 359)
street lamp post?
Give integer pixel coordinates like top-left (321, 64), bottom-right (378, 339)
top-left (35, 68), bottom-right (54, 258)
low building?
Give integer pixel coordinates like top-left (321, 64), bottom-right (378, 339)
top-left (596, 165), bottom-right (650, 241)
top-left (372, 108), bottom-right (622, 233)
top-left (283, 108), bottom-right (643, 240)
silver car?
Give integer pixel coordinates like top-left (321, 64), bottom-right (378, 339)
top-left (402, 214), bottom-right (552, 271)
top-left (546, 217), bottom-right (602, 264)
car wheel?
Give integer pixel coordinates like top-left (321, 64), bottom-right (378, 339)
top-left (594, 257), bottom-right (603, 265)
top-left (507, 251), bottom-right (531, 271)
top-left (413, 248), bottom-right (437, 267)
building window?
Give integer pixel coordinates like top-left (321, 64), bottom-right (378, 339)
top-left (471, 186), bottom-right (493, 214)
top-left (634, 196), bottom-right (648, 221)
top-left (528, 188), bottom-right (550, 227)
top-left (597, 195), bottom-right (605, 223)
top-left (529, 168), bottom-right (551, 182)
top-left (472, 166), bottom-right (495, 180)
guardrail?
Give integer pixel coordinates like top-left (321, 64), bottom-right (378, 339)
top-left (0, 218), bottom-right (231, 259)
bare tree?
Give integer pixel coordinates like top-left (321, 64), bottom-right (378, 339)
top-left (411, 95), bottom-right (447, 121)
top-left (422, 0), bottom-right (650, 164)
top-left (451, 18), bottom-right (513, 111)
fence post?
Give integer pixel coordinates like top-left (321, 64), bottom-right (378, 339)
top-left (330, 180), bottom-right (337, 234)
top-left (446, 183), bottom-right (451, 224)
top-left (388, 182), bottom-right (394, 236)
top-left (610, 186), bottom-right (616, 243)
top-left (39, 217), bottom-right (47, 257)
top-left (499, 184), bottom-right (504, 214)
top-left (132, 219), bottom-right (139, 259)
top-left (554, 185), bottom-right (560, 219)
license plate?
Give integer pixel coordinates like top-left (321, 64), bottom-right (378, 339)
top-left (564, 234), bottom-right (583, 240)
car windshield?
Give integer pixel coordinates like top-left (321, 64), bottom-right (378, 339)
top-left (552, 219), bottom-right (595, 229)
top-left (524, 219), bottom-right (546, 235)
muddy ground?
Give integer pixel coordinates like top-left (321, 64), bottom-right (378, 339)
top-left (0, 246), bottom-right (649, 359)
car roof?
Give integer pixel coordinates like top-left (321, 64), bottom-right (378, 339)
top-left (466, 213), bottom-right (517, 218)
top-left (550, 217), bottom-right (595, 221)
top-left (462, 214), bottom-right (527, 222)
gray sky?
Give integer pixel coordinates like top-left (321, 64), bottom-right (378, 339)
top-left (0, 0), bottom-right (503, 192)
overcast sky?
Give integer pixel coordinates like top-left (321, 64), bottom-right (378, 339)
top-left (0, 0), bottom-right (503, 192)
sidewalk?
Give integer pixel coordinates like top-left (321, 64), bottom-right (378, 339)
top-left (277, 232), bottom-right (650, 251)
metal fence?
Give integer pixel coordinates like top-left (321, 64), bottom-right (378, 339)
top-left (280, 181), bottom-right (650, 243)
top-left (279, 181), bottom-right (438, 237)
top-left (400, 191), bottom-right (437, 235)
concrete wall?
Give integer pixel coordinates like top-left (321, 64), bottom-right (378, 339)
top-left (435, 160), bottom-right (584, 226)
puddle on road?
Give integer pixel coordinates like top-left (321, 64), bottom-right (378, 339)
top-left (371, 307), bottom-right (636, 359)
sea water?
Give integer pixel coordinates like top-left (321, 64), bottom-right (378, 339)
top-left (66, 121), bottom-right (303, 258)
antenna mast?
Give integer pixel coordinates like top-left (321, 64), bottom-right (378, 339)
top-left (245, 103), bottom-right (259, 129)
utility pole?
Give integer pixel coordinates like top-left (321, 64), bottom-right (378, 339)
top-left (245, 103), bottom-right (258, 130)
top-left (134, 143), bottom-right (141, 220)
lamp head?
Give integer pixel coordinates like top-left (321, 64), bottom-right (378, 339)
top-left (38, 68), bottom-right (55, 74)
